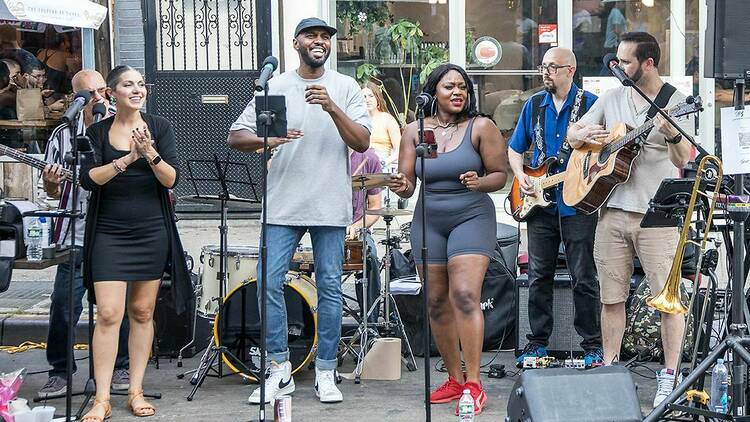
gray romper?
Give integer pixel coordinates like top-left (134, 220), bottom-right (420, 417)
top-left (411, 118), bottom-right (497, 264)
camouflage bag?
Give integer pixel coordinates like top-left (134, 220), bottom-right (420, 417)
top-left (621, 276), bottom-right (695, 361)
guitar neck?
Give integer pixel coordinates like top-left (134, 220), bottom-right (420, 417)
top-left (0, 144), bottom-right (73, 182)
top-left (540, 171), bottom-right (566, 189)
top-left (608, 120), bottom-right (656, 152)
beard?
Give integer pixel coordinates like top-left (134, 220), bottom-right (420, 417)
top-left (629, 67), bottom-right (644, 84)
top-left (543, 79), bottom-right (556, 94)
top-left (299, 48), bottom-right (329, 68)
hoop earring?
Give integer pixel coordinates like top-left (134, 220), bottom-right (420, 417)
top-left (430, 98), bottom-right (437, 116)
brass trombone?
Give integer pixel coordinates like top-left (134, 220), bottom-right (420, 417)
top-left (646, 154), bottom-right (723, 314)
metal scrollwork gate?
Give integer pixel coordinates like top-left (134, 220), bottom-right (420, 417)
top-left (144, 0), bottom-right (271, 212)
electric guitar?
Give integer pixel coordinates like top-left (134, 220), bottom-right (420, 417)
top-left (562, 97), bottom-right (702, 214)
top-left (0, 143), bottom-right (75, 183)
top-left (508, 157), bottom-right (568, 222)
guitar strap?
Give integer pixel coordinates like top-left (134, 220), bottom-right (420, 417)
top-left (532, 88), bottom-right (587, 165)
top-left (647, 83), bottom-right (677, 120)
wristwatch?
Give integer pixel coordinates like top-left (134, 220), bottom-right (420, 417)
top-left (148, 155), bottom-right (162, 166)
top-left (665, 133), bottom-right (683, 145)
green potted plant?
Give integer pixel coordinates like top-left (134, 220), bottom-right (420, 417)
top-left (337, 1), bottom-right (391, 36)
top-left (356, 18), bottom-right (448, 127)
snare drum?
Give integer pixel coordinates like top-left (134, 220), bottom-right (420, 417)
top-left (198, 245), bottom-right (259, 316)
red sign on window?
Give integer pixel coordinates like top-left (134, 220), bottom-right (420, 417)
top-left (538, 24), bottom-right (557, 44)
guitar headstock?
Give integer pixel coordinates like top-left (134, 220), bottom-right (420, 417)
top-left (668, 95), bottom-right (703, 119)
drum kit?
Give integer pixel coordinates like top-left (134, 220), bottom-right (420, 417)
top-left (176, 172), bottom-right (417, 397)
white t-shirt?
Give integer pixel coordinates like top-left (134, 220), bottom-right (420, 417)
top-left (230, 69), bottom-right (371, 227)
top-left (577, 85), bottom-right (695, 214)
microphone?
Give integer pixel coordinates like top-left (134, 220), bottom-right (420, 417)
top-left (603, 53), bottom-right (633, 87)
top-left (92, 103), bottom-right (106, 123)
top-left (255, 56), bottom-right (279, 92)
top-left (415, 92), bottom-right (432, 109)
top-left (63, 90), bottom-right (92, 124)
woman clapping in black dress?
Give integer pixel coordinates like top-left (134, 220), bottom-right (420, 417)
top-left (80, 65), bottom-right (190, 421)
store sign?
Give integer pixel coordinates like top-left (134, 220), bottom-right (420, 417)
top-left (538, 24), bottom-right (557, 44)
top-left (472, 36), bottom-right (502, 68)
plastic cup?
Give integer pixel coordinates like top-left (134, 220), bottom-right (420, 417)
top-left (32, 405), bottom-right (56, 422)
top-left (11, 409), bottom-right (36, 422)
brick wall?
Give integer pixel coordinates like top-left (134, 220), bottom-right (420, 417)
top-left (113, 0), bottom-right (146, 73)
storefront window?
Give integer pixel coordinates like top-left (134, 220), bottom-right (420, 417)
top-left (466, 1), bottom-right (554, 137)
top-left (0, 23), bottom-right (82, 148)
top-left (573, 0), bottom-right (671, 77)
top-left (335, 0), bottom-right (449, 126)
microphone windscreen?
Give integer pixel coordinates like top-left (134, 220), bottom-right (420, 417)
top-left (262, 56), bottom-right (278, 70)
top-left (92, 103), bottom-right (107, 116)
top-left (74, 90), bottom-right (92, 104)
top-left (602, 53), bottom-right (618, 67)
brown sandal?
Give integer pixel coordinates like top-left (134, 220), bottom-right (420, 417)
top-left (127, 390), bottom-right (156, 417)
top-left (81, 399), bottom-right (112, 422)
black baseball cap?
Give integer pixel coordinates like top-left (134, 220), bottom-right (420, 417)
top-left (294, 17), bottom-right (337, 38)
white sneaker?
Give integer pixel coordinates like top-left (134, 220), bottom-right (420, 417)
top-left (248, 361), bottom-right (295, 404)
top-left (314, 367), bottom-right (343, 403)
top-left (653, 368), bottom-right (682, 408)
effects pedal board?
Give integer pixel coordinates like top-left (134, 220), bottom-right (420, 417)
top-left (522, 356), bottom-right (585, 369)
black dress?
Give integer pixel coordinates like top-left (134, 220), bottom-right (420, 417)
top-left (81, 113), bottom-right (191, 313)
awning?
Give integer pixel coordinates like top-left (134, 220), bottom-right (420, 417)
top-left (0, 0), bottom-right (107, 30)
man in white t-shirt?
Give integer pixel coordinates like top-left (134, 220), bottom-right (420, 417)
top-left (568, 31), bottom-right (693, 408)
top-left (228, 17), bottom-right (370, 405)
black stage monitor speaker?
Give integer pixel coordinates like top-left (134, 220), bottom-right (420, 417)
top-left (705, 0), bottom-right (750, 79)
top-left (506, 366), bottom-right (642, 422)
top-left (516, 272), bottom-right (584, 356)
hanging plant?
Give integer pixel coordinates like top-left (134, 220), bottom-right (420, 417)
top-left (338, 1), bottom-right (391, 36)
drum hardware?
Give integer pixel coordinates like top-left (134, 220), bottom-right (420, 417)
top-left (367, 207), bottom-right (413, 217)
top-left (177, 156), bottom-right (262, 402)
top-left (350, 173), bottom-right (392, 190)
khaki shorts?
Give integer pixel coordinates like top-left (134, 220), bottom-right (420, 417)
top-left (594, 208), bottom-right (680, 304)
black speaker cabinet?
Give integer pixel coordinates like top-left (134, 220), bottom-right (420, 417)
top-left (516, 273), bottom-right (584, 356)
top-left (506, 366), bottom-right (642, 422)
top-left (154, 273), bottom-right (211, 358)
top-left (705, 0), bottom-right (750, 79)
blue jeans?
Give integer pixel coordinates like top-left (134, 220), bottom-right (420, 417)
top-left (257, 225), bottom-right (345, 370)
top-left (47, 247), bottom-right (129, 377)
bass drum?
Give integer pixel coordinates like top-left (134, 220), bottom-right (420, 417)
top-left (213, 272), bottom-right (318, 381)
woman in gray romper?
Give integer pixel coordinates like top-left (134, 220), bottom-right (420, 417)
top-left (390, 64), bottom-right (508, 415)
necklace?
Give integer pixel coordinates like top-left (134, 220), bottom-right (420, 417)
top-left (434, 115), bottom-right (458, 137)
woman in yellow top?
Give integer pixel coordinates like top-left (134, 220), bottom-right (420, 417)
top-left (362, 82), bottom-right (401, 167)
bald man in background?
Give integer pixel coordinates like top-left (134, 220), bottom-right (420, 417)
top-left (508, 47), bottom-right (603, 368)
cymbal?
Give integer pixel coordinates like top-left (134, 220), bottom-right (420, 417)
top-left (180, 194), bottom-right (259, 209)
top-left (352, 173), bottom-right (391, 190)
top-left (367, 207), bottom-right (412, 217)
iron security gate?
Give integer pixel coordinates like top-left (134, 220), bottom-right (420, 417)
top-left (144, 0), bottom-right (271, 212)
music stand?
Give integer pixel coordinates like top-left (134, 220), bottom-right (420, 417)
top-left (641, 178), bottom-right (698, 229)
top-left (178, 154), bottom-right (261, 401)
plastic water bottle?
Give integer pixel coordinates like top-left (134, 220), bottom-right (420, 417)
top-left (39, 217), bottom-right (50, 248)
top-left (710, 358), bottom-right (729, 413)
top-left (458, 389), bottom-right (474, 421)
top-left (26, 217), bottom-right (43, 261)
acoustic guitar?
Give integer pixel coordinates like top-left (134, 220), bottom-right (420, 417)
top-left (562, 98), bottom-right (702, 214)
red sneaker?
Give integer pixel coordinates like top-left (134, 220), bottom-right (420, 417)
top-left (430, 375), bottom-right (464, 403)
top-left (455, 381), bottom-right (487, 415)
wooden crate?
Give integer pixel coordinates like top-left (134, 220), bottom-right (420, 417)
top-left (0, 159), bottom-right (37, 201)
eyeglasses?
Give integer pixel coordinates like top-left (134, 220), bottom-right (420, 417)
top-left (537, 64), bottom-right (572, 75)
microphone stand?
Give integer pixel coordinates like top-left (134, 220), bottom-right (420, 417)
top-left (414, 103), bottom-right (432, 422)
top-left (616, 72), bottom-right (709, 159)
top-left (253, 81), bottom-right (274, 422)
